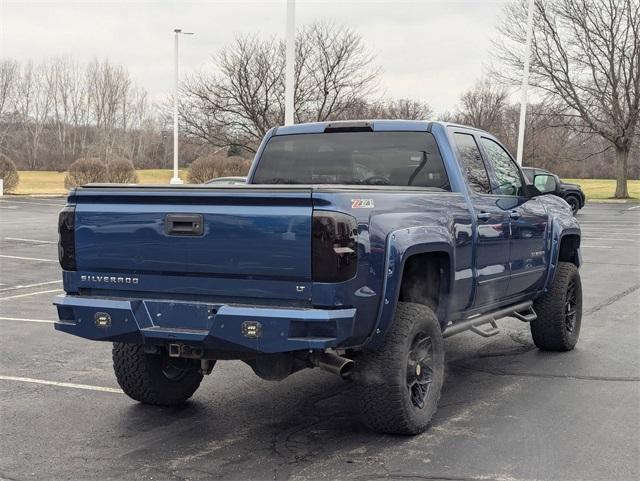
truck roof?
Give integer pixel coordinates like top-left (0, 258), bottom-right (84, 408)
top-left (273, 120), bottom-right (483, 136)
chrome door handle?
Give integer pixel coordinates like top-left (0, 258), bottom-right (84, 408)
top-left (509, 210), bottom-right (521, 220)
top-left (477, 212), bottom-right (491, 221)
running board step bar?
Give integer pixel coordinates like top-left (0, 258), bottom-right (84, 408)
top-left (513, 306), bottom-right (537, 322)
top-left (443, 301), bottom-right (537, 338)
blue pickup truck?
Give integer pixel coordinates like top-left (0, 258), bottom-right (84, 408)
top-left (54, 120), bottom-right (582, 435)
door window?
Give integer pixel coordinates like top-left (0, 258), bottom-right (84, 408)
top-left (481, 138), bottom-right (523, 196)
top-left (453, 133), bottom-right (491, 194)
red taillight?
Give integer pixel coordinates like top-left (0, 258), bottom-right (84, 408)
top-left (312, 211), bottom-right (358, 282)
top-left (58, 205), bottom-right (76, 271)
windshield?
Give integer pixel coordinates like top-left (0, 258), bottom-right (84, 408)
top-left (252, 131), bottom-right (450, 189)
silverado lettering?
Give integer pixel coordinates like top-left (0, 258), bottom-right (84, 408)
top-left (80, 275), bottom-right (139, 284)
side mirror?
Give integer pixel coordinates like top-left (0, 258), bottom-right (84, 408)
top-left (532, 174), bottom-right (560, 195)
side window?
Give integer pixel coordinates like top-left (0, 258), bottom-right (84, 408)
top-left (480, 138), bottom-right (523, 196)
top-left (452, 133), bottom-right (491, 194)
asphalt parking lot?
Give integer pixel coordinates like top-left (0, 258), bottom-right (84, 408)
top-left (0, 197), bottom-right (638, 481)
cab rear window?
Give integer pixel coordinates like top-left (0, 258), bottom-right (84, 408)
top-left (253, 131), bottom-right (450, 190)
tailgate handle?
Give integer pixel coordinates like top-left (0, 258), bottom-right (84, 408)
top-left (165, 214), bottom-right (203, 236)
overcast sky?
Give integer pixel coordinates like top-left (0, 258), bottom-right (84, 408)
top-left (0, 0), bottom-right (512, 114)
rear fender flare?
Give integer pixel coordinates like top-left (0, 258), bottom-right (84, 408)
top-left (364, 226), bottom-right (454, 349)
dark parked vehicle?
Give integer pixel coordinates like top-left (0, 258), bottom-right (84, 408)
top-left (54, 121), bottom-right (582, 435)
top-left (522, 167), bottom-right (585, 214)
top-left (205, 176), bottom-right (246, 185)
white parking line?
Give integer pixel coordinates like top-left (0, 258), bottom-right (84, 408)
top-left (0, 288), bottom-right (63, 301)
top-left (578, 222), bottom-right (640, 225)
top-left (0, 220), bottom-right (46, 226)
top-left (0, 254), bottom-right (57, 262)
top-left (627, 205), bottom-right (640, 210)
top-left (4, 237), bottom-right (57, 244)
top-left (582, 227), bottom-right (640, 231)
top-left (0, 316), bottom-right (55, 323)
top-left (581, 230), bottom-right (640, 235)
top-left (0, 280), bottom-right (62, 292)
top-left (582, 245), bottom-right (614, 249)
top-left (581, 237), bottom-right (638, 242)
top-left (582, 220), bottom-right (640, 223)
top-left (0, 375), bottom-right (122, 393)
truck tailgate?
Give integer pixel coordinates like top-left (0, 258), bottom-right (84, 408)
top-left (71, 186), bottom-right (312, 282)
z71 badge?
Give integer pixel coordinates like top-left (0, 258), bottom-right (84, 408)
top-left (351, 199), bottom-right (374, 209)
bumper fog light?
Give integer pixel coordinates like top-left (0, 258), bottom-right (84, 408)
top-left (94, 312), bottom-right (112, 328)
top-left (241, 321), bottom-right (262, 339)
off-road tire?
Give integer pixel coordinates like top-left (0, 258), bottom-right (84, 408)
top-left (355, 302), bottom-right (445, 435)
top-left (565, 195), bottom-right (580, 214)
top-left (531, 262), bottom-right (582, 351)
top-left (112, 343), bottom-right (203, 405)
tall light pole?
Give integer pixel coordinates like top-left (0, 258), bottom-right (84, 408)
top-left (516, 0), bottom-right (535, 165)
top-left (171, 28), bottom-right (194, 184)
top-left (284, 0), bottom-right (295, 126)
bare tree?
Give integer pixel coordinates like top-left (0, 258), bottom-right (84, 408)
top-left (496, 0), bottom-right (640, 198)
top-left (15, 61), bottom-right (52, 169)
top-left (0, 56), bottom-right (168, 170)
top-left (458, 78), bottom-right (509, 133)
top-left (295, 22), bottom-right (379, 122)
top-left (180, 35), bottom-right (283, 152)
top-left (340, 97), bottom-right (433, 120)
top-left (0, 60), bottom-right (18, 118)
top-left (47, 56), bottom-right (87, 164)
top-left (0, 59), bottom-right (19, 149)
top-left (379, 98), bottom-right (433, 120)
top-left (180, 22), bottom-right (379, 153)
top-left (86, 59), bottom-right (132, 159)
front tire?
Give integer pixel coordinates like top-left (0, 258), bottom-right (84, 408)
top-left (565, 195), bottom-right (580, 214)
top-left (355, 302), bottom-right (445, 435)
top-left (113, 343), bottom-right (204, 405)
top-left (531, 262), bottom-right (582, 351)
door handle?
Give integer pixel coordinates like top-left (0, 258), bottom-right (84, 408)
top-left (509, 210), bottom-right (521, 220)
top-left (477, 212), bottom-right (491, 221)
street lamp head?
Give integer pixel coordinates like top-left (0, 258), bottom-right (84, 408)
top-left (174, 28), bottom-right (182, 33)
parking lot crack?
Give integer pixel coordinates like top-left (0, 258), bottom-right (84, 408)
top-left (0, 473), bottom-right (22, 481)
top-left (584, 283), bottom-right (640, 316)
top-left (353, 474), bottom-right (497, 481)
top-left (451, 364), bottom-right (640, 382)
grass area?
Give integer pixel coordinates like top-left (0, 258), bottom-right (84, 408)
top-left (136, 169), bottom-right (187, 184)
top-left (563, 178), bottom-right (640, 200)
top-left (6, 170), bottom-right (640, 200)
top-left (11, 169), bottom-right (185, 195)
top-left (13, 171), bottom-right (68, 195)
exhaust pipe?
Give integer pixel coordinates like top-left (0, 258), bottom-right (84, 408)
top-left (309, 351), bottom-right (355, 378)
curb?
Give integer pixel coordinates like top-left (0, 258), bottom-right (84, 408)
top-left (3, 194), bottom-right (67, 198)
top-left (587, 199), bottom-right (640, 204)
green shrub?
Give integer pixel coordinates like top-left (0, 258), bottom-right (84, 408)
top-left (106, 158), bottom-right (138, 183)
top-left (64, 158), bottom-right (108, 189)
top-left (0, 154), bottom-right (19, 193)
top-left (187, 154), bottom-right (251, 184)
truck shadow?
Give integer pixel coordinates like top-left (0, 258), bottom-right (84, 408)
top-left (110, 327), bottom-right (538, 480)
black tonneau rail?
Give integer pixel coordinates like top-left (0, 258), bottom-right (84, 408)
top-left (78, 183), bottom-right (448, 193)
